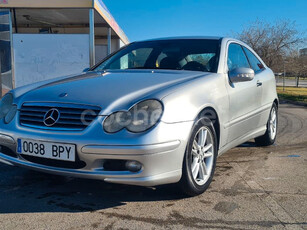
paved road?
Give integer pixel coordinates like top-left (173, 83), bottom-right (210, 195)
top-left (276, 78), bottom-right (307, 88)
top-left (0, 103), bottom-right (306, 230)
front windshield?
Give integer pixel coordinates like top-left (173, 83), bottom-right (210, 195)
top-left (93, 39), bottom-right (220, 73)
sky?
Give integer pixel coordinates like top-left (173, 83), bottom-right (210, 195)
top-left (104, 0), bottom-right (306, 46)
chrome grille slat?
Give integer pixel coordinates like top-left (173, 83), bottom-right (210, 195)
top-left (20, 108), bottom-right (48, 113)
top-left (19, 102), bottom-right (101, 131)
top-left (20, 112), bottom-right (95, 121)
top-left (59, 111), bottom-right (92, 115)
top-left (59, 117), bottom-right (95, 122)
top-left (53, 115), bottom-right (92, 120)
top-left (19, 112), bottom-right (44, 117)
top-left (56, 120), bottom-right (92, 125)
top-left (21, 107), bottom-right (90, 115)
top-left (20, 116), bottom-right (43, 121)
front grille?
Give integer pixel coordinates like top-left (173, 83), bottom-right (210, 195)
top-left (19, 102), bottom-right (101, 131)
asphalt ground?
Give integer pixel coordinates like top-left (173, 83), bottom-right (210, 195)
top-left (0, 102), bottom-right (306, 230)
top-left (276, 78), bottom-right (307, 88)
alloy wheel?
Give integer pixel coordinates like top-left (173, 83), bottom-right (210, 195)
top-left (190, 127), bottom-right (214, 186)
top-left (269, 107), bottom-right (277, 140)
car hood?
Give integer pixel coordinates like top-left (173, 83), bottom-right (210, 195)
top-left (17, 70), bottom-right (209, 114)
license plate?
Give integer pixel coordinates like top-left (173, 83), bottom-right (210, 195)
top-left (17, 139), bottom-right (76, 162)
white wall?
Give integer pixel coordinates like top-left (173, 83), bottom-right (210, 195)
top-left (13, 34), bottom-right (90, 87)
top-left (119, 39), bottom-right (126, 48)
top-left (95, 44), bottom-right (107, 64)
top-left (95, 38), bottom-right (120, 64)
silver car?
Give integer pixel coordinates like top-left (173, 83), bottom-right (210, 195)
top-left (0, 37), bottom-right (278, 196)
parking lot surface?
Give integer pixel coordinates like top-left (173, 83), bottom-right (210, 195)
top-left (0, 102), bottom-right (306, 230)
top-left (276, 78), bottom-right (307, 88)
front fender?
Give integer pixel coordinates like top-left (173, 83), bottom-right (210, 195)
top-left (160, 73), bottom-right (230, 148)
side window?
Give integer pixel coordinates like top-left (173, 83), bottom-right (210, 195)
top-left (227, 43), bottom-right (250, 72)
top-left (243, 47), bottom-right (265, 73)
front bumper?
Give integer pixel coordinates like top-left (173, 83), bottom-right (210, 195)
top-left (0, 119), bottom-right (194, 186)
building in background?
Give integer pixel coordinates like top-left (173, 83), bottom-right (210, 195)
top-left (0, 0), bottom-right (129, 97)
top-left (300, 48), bottom-right (307, 57)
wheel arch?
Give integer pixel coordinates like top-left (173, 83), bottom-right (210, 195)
top-left (274, 98), bottom-right (279, 109)
top-left (195, 106), bottom-right (221, 150)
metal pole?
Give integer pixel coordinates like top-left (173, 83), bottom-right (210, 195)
top-left (9, 10), bottom-right (15, 89)
top-left (89, 9), bottom-right (95, 66)
top-left (13, 9), bottom-right (18, 33)
top-left (283, 61), bottom-right (285, 92)
top-left (108, 27), bottom-right (112, 55)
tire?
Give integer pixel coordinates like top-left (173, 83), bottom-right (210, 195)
top-left (255, 103), bottom-right (278, 146)
top-left (180, 117), bottom-right (218, 196)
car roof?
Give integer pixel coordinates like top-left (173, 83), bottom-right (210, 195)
top-left (138, 36), bottom-right (223, 42)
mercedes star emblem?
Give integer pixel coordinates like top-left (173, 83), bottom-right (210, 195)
top-left (43, 109), bottom-right (60, 127)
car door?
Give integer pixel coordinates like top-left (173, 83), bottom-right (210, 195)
top-left (242, 46), bottom-right (273, 126)
top-left (225, 43), bottom-right (262, 143)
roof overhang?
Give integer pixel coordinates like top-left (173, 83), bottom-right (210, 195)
top-left (0, 0), bottom-right (129, 44)
top-left (0, 0), bottom-right (93, 8)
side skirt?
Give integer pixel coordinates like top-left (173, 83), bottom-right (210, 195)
top-left (218, 126), bottom-right (267, 156)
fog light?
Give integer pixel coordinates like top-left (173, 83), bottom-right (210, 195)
top-left (125, 161), bottom-right (142, 172)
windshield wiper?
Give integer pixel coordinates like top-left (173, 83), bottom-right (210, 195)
top-left (126, 67), bottom-right (152, 70)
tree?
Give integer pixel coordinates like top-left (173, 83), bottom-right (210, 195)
top-left (236, 20), bottom-right (304, 72)
top-left (284, 50), bottom-right (307, 86)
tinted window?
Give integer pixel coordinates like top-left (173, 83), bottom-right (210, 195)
top-left (108, 48), bottom-right (153, 70)
top-left (185, 53), bottom-right (217, 72)
top-left (243, 47), bottom-right (265, 73)
top-left (227, 43), bottom-right (250, 71)
top-left (94, 39), bottom-right (220, 72)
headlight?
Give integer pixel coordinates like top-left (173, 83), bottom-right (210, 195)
top-left (0, 93), bottom-right (14, 119)
top-left (126, 100), bottom-right (163, 133)
top-left (103, 111), bottom-right (132, 133)
top-left (4, 105), bottom-right (17, 124)
top-left (103, 100), bottom-right (163, 133)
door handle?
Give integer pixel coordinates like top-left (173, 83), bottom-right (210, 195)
top-left (257, 81), bottom-right (262, 87)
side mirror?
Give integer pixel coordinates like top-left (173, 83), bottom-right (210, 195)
top-left (228, 67), bottom-right (255, 83)
top-left (83, 67), bottom-right (90, 72)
